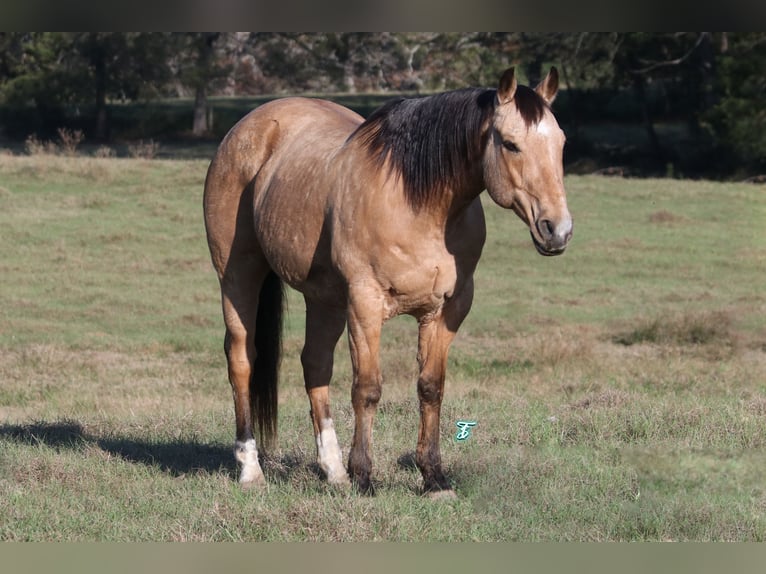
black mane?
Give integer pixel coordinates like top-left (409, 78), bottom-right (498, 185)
top-left (349, 85), bottom-right (547, 210)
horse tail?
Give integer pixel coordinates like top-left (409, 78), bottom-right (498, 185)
top-left (252, 270), bottom-right (285, 452)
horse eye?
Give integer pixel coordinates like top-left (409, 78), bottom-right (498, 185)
top-left (502, 140), bottom-right (520, 153)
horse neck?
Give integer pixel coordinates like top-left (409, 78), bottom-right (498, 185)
top-left (444, 102), bottom-right (492, 216)
top-left (437, 159), bottom-right (487, 220)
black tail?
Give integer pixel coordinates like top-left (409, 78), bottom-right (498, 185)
top-left (252, 271), bottom-right (285, 452)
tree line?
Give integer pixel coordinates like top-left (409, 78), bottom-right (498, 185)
top-left (1, 32), bottom-right (764, 175)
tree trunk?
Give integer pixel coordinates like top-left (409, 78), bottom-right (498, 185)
top-left (632, 72), bottom-right (663, 163)
top-left (559, 63), bottom-right (581, 142)
top-left (192, 85), bottom-right (208, 136)
top-left (343, 60), bottom-right (356, 93)
top-left (94, 51), bottom-right (108, 140)
top-left (697, 32), bottom-right (716, 112)
top-left (192, 33), bottom-right (218, 135)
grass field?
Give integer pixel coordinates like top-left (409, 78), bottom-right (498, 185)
top-left (1, 152), bottom-right (765, 541)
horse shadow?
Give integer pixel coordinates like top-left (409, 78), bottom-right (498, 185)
top-left (1, 421), bottom-right (452, 494)
top-left (0, 420), bottom-right (236, 477)
top-left (0, 420), bottom-right (335, 485)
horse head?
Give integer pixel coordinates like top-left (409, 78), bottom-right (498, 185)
top-left (483, 67), bottom-right (573, 256)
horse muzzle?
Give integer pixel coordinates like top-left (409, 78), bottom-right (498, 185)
top-left (532, 215), bottom-right (573, 256)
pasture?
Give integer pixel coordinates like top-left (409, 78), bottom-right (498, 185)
top-left (0, 153), bottom-right (765, 541)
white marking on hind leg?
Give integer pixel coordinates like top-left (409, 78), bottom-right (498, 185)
top-left (316, 418), bottom-right (350, 486)
top-left (234, 439), bottom-right (266, 488)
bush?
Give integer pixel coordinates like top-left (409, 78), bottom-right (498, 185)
top-left (93, 146), bottom-right (116, 158)
top-left (56, 127), bottom-right (84, 156)
top-left (127, 139), bottom-right (160, 159)
top-left (24, 134), bottom-right (58, 155)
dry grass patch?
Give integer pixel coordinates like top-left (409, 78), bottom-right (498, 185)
top-left (0, 343), bottom-right (226, 421)
top-left (0, 153), bottom-right (119, 184)
top-left (648, 209), bottom-right (688, 224)
top-left (570, 388), bottom-right (632, 410)
top-left (612, 310), bottom-right (738, 348)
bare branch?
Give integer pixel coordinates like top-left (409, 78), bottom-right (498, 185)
top-left (631, 32), bottom-right (708, 75)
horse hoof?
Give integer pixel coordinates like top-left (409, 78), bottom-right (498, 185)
top-left (239, 474), bottom-right (267, 491)
top-left (327, 472), bottom-right (352, 488)
top-left (426, 489), bottom-right (457, 501)
top-left (351, 477), bottom-right (375, 496)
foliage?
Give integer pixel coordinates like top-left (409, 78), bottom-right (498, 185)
top-left (169, 33), bottom-right (233, 135)
top-left (0, 32), bottom-right (173, 139)
top-left (703, 33), bottom-right (766, 172)
top-left (1, 32), bottom-right (765, 177)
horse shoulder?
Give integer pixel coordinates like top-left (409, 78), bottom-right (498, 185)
top-left (331, 174), bottom-right (486, 319)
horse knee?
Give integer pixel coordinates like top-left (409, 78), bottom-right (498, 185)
top-left (352, 379), bottom-right (382, 409)
top-left (417, 373), bottom-right (444, 405)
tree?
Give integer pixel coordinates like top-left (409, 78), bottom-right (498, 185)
top-left (517, 33), bottom-right (621, 143)
top-left (0, 33), bottom-right (172, 140)
top-left (261, 33), bottom-right (407, 93)
top-left (0, 33), bottom-right (73, 132)
top-left (171, 33), bottom-right (232, 136)
top-left (622, 33), bottom-right (726, 157)
top-left (704, 33), bottom-right (766, 173)
top-left (71, 33), bottom-right (173, 139)
top-left (0, 33), bottom-right (26, 87)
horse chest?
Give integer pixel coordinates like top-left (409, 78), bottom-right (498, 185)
top-left (379, 252), bottom-right (459, 320)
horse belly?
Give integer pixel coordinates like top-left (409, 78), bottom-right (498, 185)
top-left (253, 174), bottom-right (341, 298)
top-left (258, 226), bottom-right (315, 287)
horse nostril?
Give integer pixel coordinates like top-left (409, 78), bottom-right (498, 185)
top-left (538, 219), bottom-right (554, 240)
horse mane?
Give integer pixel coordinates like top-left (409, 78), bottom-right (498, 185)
top-left (349, 85), bottom-right (548, 210)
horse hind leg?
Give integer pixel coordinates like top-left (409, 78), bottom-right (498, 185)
top-left (221, 256), bottom-right (283, 489)
top-left (302, 300), bottom-right (350, 486)
top-left (223, 313), bottom-right (263, 488)
top-left (223, 326), bottom-right (264, 489)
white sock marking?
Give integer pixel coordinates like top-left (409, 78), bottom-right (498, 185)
top-left (315, 418), bottom-right (349, 485)
top-left (235, 439), bottom-right (265, 486)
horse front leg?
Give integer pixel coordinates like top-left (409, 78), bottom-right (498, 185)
top-left (416, 279), bottom-right (474, 499)
top-left (346, 288), bottom-right (385, 495)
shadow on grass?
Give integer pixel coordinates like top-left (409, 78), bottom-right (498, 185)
top-left (1, 421), bottom-right (446, 494)
top-left (0, 420), bottom-right (236, 477)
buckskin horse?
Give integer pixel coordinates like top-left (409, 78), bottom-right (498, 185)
top-left (203, 67), bottom-right (573, 498)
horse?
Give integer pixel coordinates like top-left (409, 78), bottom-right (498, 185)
top-left (203, 67), bottom-right (573, 498)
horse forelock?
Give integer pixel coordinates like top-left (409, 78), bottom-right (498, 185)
top-left (349, 88), bottom-right (496, 211)
top-left (512, 85), bottom-right (549, 128)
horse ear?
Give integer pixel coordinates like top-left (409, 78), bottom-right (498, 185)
top-left (535, 66), bottom-right (559, 104)
top-left (497, 67), bottom-right (517, 105)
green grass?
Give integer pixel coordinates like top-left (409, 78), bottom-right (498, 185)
top-left (1, 154), bottom-right (766, 540)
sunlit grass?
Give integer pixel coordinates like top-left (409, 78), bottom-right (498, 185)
top-left (1, 155), bottom-right (765, 540)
